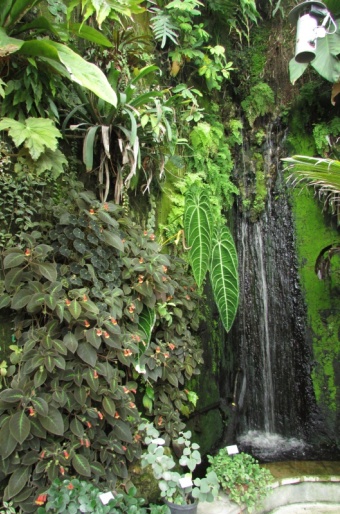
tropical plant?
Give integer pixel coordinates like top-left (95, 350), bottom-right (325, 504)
top-left (207, 450), bottom-right (273, 513)
top-left (241, 83), bottom-right (275, 127)
top-left (184, 184), bottom-right (239, 332)
top-left (0, 0), bottom-right (118, 114)
top-left (205, 0), bottom-right (259, 43)
top-left (0, 189), bottom-right (203, 511)
top-left (140, 421), bottom-right (220, 506)
top-left (35, 479), bottom-right (166, 514)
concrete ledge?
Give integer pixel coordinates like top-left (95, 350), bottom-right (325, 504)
top-left (197, 476), bottom-right (340, 514)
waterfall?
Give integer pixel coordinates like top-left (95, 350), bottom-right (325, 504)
top-left (229, 121), bottom-right (315, 460)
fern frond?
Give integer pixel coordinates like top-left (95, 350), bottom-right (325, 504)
top-left (150, 9), bottom-right (179, 48)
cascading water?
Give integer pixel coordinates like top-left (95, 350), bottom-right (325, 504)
top-left (229, 121), bottom-right (315, 461)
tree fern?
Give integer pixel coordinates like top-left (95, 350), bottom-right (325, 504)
top-left (210, 224), bottom-right (239, 332)
top-left (150, 8), bottom-right (179, 48)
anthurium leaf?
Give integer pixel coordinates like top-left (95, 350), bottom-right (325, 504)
top-left (39, 407), bottom-right (64, 435)
top-left (184, 185), bottom-right (213, 288)
top-left (9, 411), bottom-right (31, 444)
top-left (0, 117), bottom-right (62, 160)
top-left (210, 224), bottom-right (239, 332)
top-left (138, 306), bottom-right (156, 348)
top-left (77, 342), bottom-right (97, 367)
top-left (3, 252), bottom-right (25, 269)
top-left (311, 29), bottom-right (340, 83)
top-left (72, 453), bottom-right (91, 477)
top-left (289, 58), bottom-right (308, 85)
top-left (4, 466), bottom-right (31, 501)
top-left (101, 229), bottom-right (124, 252)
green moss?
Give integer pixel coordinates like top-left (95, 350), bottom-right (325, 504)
top-left (291, 188), bottom-right (340, 419)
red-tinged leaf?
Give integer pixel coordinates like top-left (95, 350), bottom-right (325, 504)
top-left (9, 411), bottom-right (31, 444)
top-left (72, 453), bottom-right (91, 477)
top-left (39, 406), bottom-right (64, 435)
top-left (77, 342), bottom-right (97, 367)
top-left (4, 466), bottom-right (31, 501)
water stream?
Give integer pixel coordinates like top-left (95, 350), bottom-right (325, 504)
top-left (229, 121), bottom-right (315, 460)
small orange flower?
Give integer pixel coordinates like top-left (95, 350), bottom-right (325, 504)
top-left (129, 402), bottom-right (136, 409)
top-left (89, 209), bottom-right (95, 215)
top-left (67, 484), bottom-right (74, 490)
top-left (128, 303), bottom-right (135, 313)
top-left (25, 248), bottom-right (31, 256)
top-left (122, 445), bottom-right (127, 451)
top-left (28, 406), bottom-right (35, 417)
top-left (155, 347), bottom-right (161, 353)
top-left (63, 450), bottom-right (69, 459)
top-left (157, 416), bottom-right (163, 426)
top-left (103, 331), bottom-right (110, 339)
top-left (114, 411), bottom-right (120, 419)
top-left (162, 266), bottom-right (168, 273)
top-left (98, 411), bottom-right (104, 420)
top-left (96, 328), bottom-right (102, 336)
top-left (59, 466), bottom-right (65, 475)
top-left (138, 275), bottom-right (144, 283)
top-left (35, 494), bottom-right (47, 506)
top-left (186, 295), bottom-right (190, 300)
top-left (40, 450), bottom-right (46, 459)
top-left (65, 299), bottom-right (71, 306)
top-left (93, 370), bottom-right (98, 379)
top-left (143, 231), bottom-right (148, 236)
top-left (168, 343), bottom-right (176, 351)
top-left (85, 439), bottom-right (91, 448)
top-left (83, 294), bottom-right (88, 302)
top-left (110, 318), bottom-right (118, 325)
top-left (86, 421), bottom-right (92, 428)
top-left (103, 203), bottom-right (109, 211)
top-left (139, 257), bottom-right (144, 263)
top-left (149, 234), bottom-right (156, 241)
top-left (123, 387), bottom-right (129, 394)
top-left (84, 320), bottom-right (90, 328)
top-left (123, 349), bottom-right (133, 357)
top-left (164, 352), bottom-right (170, 359)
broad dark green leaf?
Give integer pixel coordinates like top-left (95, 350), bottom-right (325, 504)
top-left (101, 230), bottom-right (124, 252)
top-left (0, 419), bottom-right (17, 459)
top-left (70, 417), bottom-right (84, 437)
top-left (63, 332), bottom-right (78, 353)
top-left (3, 252), bottom-right (25, 269)
top-left (67, 23), bottom-right (113, 47)
top-left (34, 368), bottom-right (47, 388)
top-left (39, 407), bottom-right (64, 435)
top-left (4, 466), bottom-right (31, 501)
top-left (102, 396), bottom-right (116, 416)
top-left (83, 125), bottom-right (100, 172)
top-left (210, 225), bottom-right (239, 332)
top-left (112, 419), bottom-right (133, 443)
top-left (72, 453), bottom-right (91, 477)
top-left (138, 306), bottom-right (156, 349)
top-left (184, 185), bottom-right (213, 288)
top-left (90, 461), bottom-right (106, 476)
top-left (77, 342), bottom-right (97, 367)
top-left (68, 299), bottom-right (82, 319)
top-left (0, 294), bottom-right (11, 309)
top-left (11, 288), bottom-right (34, 310)
top-left (9, 411), bottom-right (31, 444)
top-left (4, 267), bottom-right (23, 292)
top-left (32, 397), bottom-right (48, 417)
top-left (0, 389), bottom-right (24, 403)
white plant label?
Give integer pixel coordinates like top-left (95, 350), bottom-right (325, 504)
top-left (99, 492), bottom-right (115, 505)
top-left (226, 444), bottom-right (239, 455)
top-left (179, 476), bottom-right (193, 489)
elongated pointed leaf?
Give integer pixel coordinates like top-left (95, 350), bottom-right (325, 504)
top-left (83, 125), bottom-right (100, 171)
top-left (184, 186), bottom-right (213, 287)
top-left (210, 225), bottom-right (239, 332)
top-left (0, 419), bottom-right (18, 459)
top-left (72, 453), bottom-right (91, 477)
top-left (9, 411), bottom-right (31, 444)
top-left (77, 342), bottom-right (97, 367)
top-left (3, 252), bottom-right (25, 269)
top-left (4, 466), bottom-right (31, 501)
top-left (138, 306), bottom-right (156, 348)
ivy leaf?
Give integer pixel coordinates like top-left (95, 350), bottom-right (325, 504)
top-left (72, 453), bottom-right (91, 477)
top-left (0, 117), bottom-right (62, 160)
top-left (9, 411), bottom-right (31, 444)
top-left (210, 224), bottom-right (239, 332)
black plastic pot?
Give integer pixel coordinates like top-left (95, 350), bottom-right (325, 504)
top-left (164, 500), bottom-right (198, 514)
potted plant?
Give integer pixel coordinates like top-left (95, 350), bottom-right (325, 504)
top-left (207, 449), bottom-right (274, 513)
top-left (140, 422), bottom-right (219, 514)
top-left (35, 478), bottom-right (168, 514)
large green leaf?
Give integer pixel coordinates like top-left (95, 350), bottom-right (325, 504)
top-left (77, 342), bottom-right (97, 367)
top-left (210, 225), bottom-right (239, 332)
top-left (9, 411), bottom-right (31, 444)
top-left (184, 186), bottom-right (213, 288)
top-left (311, 27), bottom-right (340, 83)
top-left (0, 117), bottom-right (62, 160)
top-left (138, 306), bottom-right (156, 348)
top-left (0, 27), bottom-right (23, 56)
